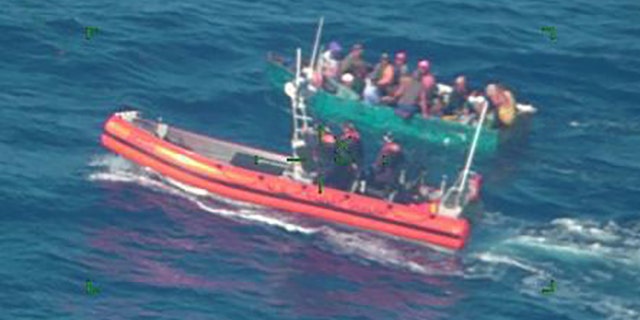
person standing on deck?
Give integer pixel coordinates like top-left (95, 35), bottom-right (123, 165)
top-left (369, 132), bottom-right (405, 188)
top-left (339, 122), bottom-right (364, 168)
top-left (326, 122), bottom-right (363, 190)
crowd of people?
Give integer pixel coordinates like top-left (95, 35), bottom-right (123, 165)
top-left (306, 41), bottom-right (518, 128)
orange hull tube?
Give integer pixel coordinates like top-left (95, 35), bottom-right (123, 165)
top-left (100, 115), bottom-right (470, 250)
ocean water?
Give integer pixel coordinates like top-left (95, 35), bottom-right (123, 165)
top-left (2, 0), bottom-right (640, 319)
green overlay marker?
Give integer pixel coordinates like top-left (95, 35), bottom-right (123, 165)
top-left (541, 279), bottom-right (556, 295)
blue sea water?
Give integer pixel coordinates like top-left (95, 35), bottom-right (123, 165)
top-left (2, 0), bottom-right (640, 319)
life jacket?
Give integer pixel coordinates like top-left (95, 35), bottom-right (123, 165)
top-left (375, 142), bottom-right (402, 169)
top-left (490, 90), bottom-right (516, 127)
top-left (498, 104), bottom-right (516, 126)
top-left (340, 128), bottom-right (361, 143)
top-left (321, 132), bottom-right (336, 145)
top-left (340, 128), bottom-right (363, 164)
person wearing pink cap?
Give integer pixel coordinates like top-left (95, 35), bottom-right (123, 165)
top-left (414, 59), bottom-right (431, 80)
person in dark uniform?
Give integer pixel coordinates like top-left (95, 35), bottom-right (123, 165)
top-left (360, 132), bottom-right (405, 198)
top-left (325, 122), bottom-right (363, 191)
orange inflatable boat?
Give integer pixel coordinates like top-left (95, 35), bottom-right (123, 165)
top-left (100, 111), bottom-right (479, 250)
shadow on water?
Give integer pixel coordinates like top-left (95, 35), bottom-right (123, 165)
top-left (91, 170), bottom-right (468, 319)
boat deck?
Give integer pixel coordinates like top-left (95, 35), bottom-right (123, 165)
top-left (132, 118), bottom-right (292, 177)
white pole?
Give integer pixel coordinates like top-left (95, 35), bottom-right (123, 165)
top-left (295, 48), bottom-right (301, 84)
top-left (457, 100), bottom-right (489, 194)
top-left (309, 16), bottom-right (324, 75)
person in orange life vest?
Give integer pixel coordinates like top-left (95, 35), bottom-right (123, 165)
top-left (317, 126), bottom-right (338, 175)
top-left (369, 53), bottom-right (395, 96)
top-left (369, 132), bottom-right (405, 187)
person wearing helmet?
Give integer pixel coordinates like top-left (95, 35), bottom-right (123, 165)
top-left (322, 41), bottom-right (343, 79)
top-left (326, 122), bottom-right (364, 190)
top-left (316, 125), bottom-right (337, 175)
top-left (369, 132), bottom-right (405, 188)
top-left (339, 122), bottom-right (364, 168)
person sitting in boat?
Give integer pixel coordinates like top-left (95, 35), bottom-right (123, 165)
top-left (369, 53), bottom-right (395, 97)
top-left (392, 51), bottom-right (409, 87)
top-left (340, 44), bottom-right (368, 94)
top-left (413, 59), bottom-right (431, 81)
top-left (380, 74), bottom-right (423, 119)
top-left (335, 73), bottom-right (360, 101)
top-left (321, 41), bottom-right (343, 80)
top-left (363, 77), bottom-right (380, 104)
top-left (411, 59), bottom-right (441, 117)
top-left (485, 83), bottom-right (517, 128)
top-left (419, 70), bottom-right (439, 118)
top-left (442, 75), bottom-right (469, 118)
